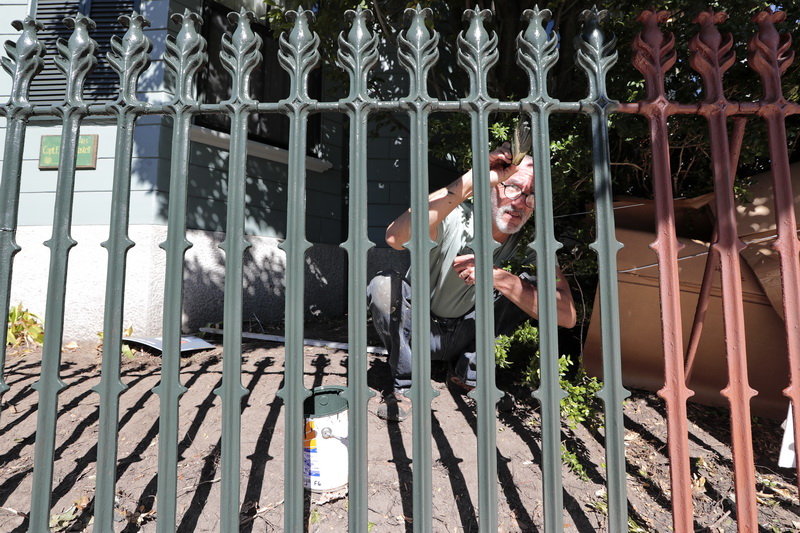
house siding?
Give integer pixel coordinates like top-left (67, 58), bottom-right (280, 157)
top-left (0, 0), bottom-right (419, 338)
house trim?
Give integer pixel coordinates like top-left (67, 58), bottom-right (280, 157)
top-left (190, 125), bottom-right (333, 173)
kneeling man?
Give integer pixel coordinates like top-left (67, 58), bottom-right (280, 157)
top-left (368, 144), bottom-right (577, 421)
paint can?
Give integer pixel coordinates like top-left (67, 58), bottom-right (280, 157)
top-left (303, 385), bottom-right (348, 492)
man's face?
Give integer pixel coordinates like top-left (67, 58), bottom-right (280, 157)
top-left (491, 160), bottom-right (534, 235)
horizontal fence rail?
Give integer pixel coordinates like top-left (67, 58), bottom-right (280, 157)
top-left (0, 4), bottom-right (798, 533)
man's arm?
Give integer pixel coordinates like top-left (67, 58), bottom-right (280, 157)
top-left (385, 172), bottom-right (472, 250)
top-left (452, 255), bottom-right (577, 328)
top-left (385, 144), bottom-right (518, 250)
top-left (492, 265), bottom-right (577, 329)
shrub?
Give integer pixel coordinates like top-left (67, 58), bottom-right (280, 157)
top-left (6, 302), bottom-right (44, 353)
top-left (495, 320), bottom-right (602, 430)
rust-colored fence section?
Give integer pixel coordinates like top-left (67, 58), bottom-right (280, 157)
top-left (0, 4), bottom-right (799, 533)
top-left (617, 8), bottom-right (800, 533)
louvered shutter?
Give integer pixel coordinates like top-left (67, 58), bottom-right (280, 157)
top-left (29, 0), bottom-right (137, 104)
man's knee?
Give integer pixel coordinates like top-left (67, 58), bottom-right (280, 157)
top-left (367, 270), bottom-right (403, 318)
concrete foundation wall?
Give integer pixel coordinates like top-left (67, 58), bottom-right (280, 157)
top-left (10, 226), bottom-right (167, 343)
top-left (10, 225), bottom-right (407, 342)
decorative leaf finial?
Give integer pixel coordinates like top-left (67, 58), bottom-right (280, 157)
top-left (279, 7), bottom-right (321, 100)
top-left (689, 9), bottom-right (735, 102)
top-left (575, 6), bottom-right (618, 101)
top-left (518, 6), bottom-right (558, 100)
top-left (398, 4), bottom-right (439, 99)
top-left (2, 17), bottom-right (45, 107)
top-left (165, 10), bottom-right (206, 105)
top-left (220, 9), bottom-right (262, 104)
top-left (631, 9), bottom-right (676, 101)
top-left (457, 6), bottom-right (498, 99)
top-left (748, 7), bottom-right (793, 102)
top-left (338, 6), bottom-right (379, 100)
top-left (107, 12), bottom-right (152, 105)
top-left (54, 13), bottom-right (98, 105)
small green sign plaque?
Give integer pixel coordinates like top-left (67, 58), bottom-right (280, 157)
top-left (39, 134), bottom-right (99, 170)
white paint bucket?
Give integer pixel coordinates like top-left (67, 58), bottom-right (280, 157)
top-left (303, 386), bottom-right (349, 492)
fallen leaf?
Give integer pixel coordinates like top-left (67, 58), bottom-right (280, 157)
top-left (75, 495), bottom-right (91, 510)
top-left (49, 506), bottom-right (78, 529)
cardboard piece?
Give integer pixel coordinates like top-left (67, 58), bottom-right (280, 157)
top-left (583, 163), bottom-right (800, 420)
top-left (123, 335), bottom-right (214, 353)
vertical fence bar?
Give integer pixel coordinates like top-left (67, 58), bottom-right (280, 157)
top-left (517, 9), bottom-right (567, 532)
top-left (690, 11), bottom-right (759, 531)
top-left (28, 14), bottom-right (97, 532)
top-left (575, 8), bottom-right (629, 532)
top-left (337, 7), bottom-right (378, 531)
top-left (215, 9), bottom-right (261, 531)
top-left (747, 7), bottom-right (800, 493)
top-left (93, 12), bottom-right (151, 532)
top-left (642, 6), bottom-right (695, 527)
top-left (457, 8), bottom-right (502, 531)
top-left (629, 10), bottom-right (696, 533)
top-left (0, 17), bottom-right (44, 419)
top-left (154, 11), bottom-right (205, 533)
top-left (276, 8), bottom-right (317, 531)
top-left (399, 6), bottom-right (440, 532)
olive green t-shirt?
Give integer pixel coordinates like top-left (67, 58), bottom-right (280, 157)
top-left (427, 203), bottom-right (536, 318)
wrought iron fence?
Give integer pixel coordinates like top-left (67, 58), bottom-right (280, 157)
top-left (0, 4), bottom-right (798, 533)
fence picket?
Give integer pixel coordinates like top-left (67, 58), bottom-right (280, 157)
top-left (153, 11), bottom-right (205, 533)
top-left (575, 8), bottom-right (630, 533)
top-left (216, 9), bottom-right (261, 531)
top-left (690, 12), bottom-right (760, 531)
top-left (275, 8), bottom-right (318, 531)
top-left (748, 9), bottom-right (800, 498)
top-left (399, 6), bottom-right (440, 532)
top-left (518, 8), bottom-right (569, 531)
top-left (457, 8), bottom-right (504, 532)
top-left (0, 17), bottom-right (44, 418)
top-left (338, 7), bottom-right (379, 531)
top-left (28, 13), bottom-right (97, 532)
top-left (93, 12), bottom-right (151, 532)
top-left (628, 10), bottom-right (695, 533)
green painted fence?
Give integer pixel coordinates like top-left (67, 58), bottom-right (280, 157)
top-left (2, 4), bottom-right (797, 533)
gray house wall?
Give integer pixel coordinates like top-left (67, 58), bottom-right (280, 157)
top-left (0, 0), bottom-right (464, 341)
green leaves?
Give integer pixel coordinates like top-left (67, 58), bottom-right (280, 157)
top-left (96, 325), bottom-right (138, 359)
top-left (494, 320), bottom-right (603, 430)
top-left (6, 302), bottom-right (44, 352)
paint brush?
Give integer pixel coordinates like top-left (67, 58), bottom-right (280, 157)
top-left (511, 118), bottom-right (531, 166)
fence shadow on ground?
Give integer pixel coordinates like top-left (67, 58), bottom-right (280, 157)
top-left (1, 343), bottom-right (799, 532)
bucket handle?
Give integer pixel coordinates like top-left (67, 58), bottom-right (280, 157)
top-left (320, 427), bottom-right (347, 442)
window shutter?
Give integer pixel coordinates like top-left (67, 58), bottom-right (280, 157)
top-left (29, 0), bottom-right (137, 104)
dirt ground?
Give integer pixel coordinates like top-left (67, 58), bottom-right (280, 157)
top-left (1, 325), bottom-right (800, 532)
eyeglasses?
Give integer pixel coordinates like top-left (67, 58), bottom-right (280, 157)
top-left (500, 182), bottom-right (535, 208)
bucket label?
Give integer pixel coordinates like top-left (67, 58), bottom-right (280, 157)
top-left (303, 420), bottom-right (321, 483)
top-left (302, 412), bottom-right (348, 492)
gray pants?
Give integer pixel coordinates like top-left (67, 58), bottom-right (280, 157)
top-left (367, 270), bottom-right (530, 391)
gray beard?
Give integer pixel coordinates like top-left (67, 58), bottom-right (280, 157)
top-left (491, 192), bottom-right (530, 234)
top-left (494, 205), bottom-right (524, 234)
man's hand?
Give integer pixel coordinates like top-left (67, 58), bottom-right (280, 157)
top-left (489, 142), bottom-right (518, 188)
top-left (453, 251), bottom-right (577, 329)
top-left (453, 254), bottom-right (477, 285)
